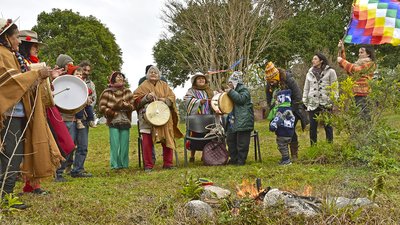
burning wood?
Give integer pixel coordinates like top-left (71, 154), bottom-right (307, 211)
top-left (236, 178), bottom-right (271, 202)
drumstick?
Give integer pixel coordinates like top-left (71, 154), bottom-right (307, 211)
top-left (53, 87), bottom-right (70, 96)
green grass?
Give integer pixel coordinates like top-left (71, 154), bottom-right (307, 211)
top-left (3, 120), bottom-right (400, 224)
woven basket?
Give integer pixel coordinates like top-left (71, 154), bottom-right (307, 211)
top-left (202, 141), bottom-right (228, 166)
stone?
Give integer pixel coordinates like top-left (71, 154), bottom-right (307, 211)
top-left (202, 185), bottom-right (231, 199)
top-left (185, 200), bottom-right (214, 219)
top-left (263, 188), bottom-right (322, 217)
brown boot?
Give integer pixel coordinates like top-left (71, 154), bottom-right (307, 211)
top-left (289, 142), bottom-right (299, 161)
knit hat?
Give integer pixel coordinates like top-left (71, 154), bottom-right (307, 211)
top-left (275, 89), bottom-right (292, 105)
top-left (265, 62), bottom-right (280, 82)
top-left (145, 65), bottom-right (153, 74)
top-left (190, 72), bottom-right (208, 85)
top-left (56, 54), bottom-right (74, 69)
top-left (18, 30), bottom-right (47, 46)
top-left (67, 65), bottom-right (79, 75)
top-left (228, 71), bottom-right (243, 89)
top-left (0, 17), bottom-right (19, 36)
top-left (109, 71), bottom-right (125, 84)
top-left (146, 65), bottom-right (161, 80)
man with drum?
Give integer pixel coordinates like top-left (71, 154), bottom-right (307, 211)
top-left (133, 65), bottom-right (183, 172)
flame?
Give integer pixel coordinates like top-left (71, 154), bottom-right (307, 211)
top-left (302, 185), bottom-right (313, 196)
top-left (236, 179), bottom-right (259, 198)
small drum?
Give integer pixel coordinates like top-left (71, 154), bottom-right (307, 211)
top-left (211, 92), bottom-right (233, 114)
top-left (52, 75), bottom-right (88, 115)
top-left (29, 62), bottom-right (54, 108)
top-left (145, 100), bottom-right (171, 126)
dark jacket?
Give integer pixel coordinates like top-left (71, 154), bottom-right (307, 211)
top-left (227, 83), bottom-right (254, 132)
top-left (266, 71), bottom-right (309, 130)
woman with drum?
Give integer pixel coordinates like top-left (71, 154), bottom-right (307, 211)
top-left (225, 71), bottom-right (254, 165)
top-left (18, 30), bottom-right (74, 194)
top-left (99, 72), bottom-right (134, 169)
top-left (133, 65), bottom-right (183, 172)
top-left (183, 72), bottom-right (214, 163)
top-left (0, 18), bottom-right (63, 209)
top-left (265, 62), bottom-right (308, 160)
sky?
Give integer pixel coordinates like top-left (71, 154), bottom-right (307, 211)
top-left (1, 0), bottom-right (191, 98)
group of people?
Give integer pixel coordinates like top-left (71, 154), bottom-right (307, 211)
top-left (266, 44), bottom-right (376, 165)
top-left (0, 16), bottom-right (377, 210)
top-left (0, 18), bottom-right (99, 209)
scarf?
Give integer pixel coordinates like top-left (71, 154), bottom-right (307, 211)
top-left (29, 55), bottom-right (39, 63)
top-left (14, 51), bottom-right (29, 72)
top-left (311, 66), bottom-right (322, 80)
top-left (108, 82), bottom-right (125, 89)
top-left (192, 83), bottom-right (214, 100)
top-left (354, 57), bottom-right (372, 66)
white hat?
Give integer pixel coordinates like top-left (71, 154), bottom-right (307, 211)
top-left (190, 72), bottom-right (208, 84)
top-left (0, 17), bottom-right (19, 36)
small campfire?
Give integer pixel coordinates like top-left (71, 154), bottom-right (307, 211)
top-left (236, 178), bottom-right (271, 202)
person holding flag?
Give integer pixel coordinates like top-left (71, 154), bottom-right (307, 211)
top-left (337, 40), bottom-right (376, 119)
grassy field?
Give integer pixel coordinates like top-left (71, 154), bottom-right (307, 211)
top-left (4, 120), bottom-right (400, 224)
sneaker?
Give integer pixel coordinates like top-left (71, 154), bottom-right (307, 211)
top-left (89, 121), bottom-right (97, 128)
top-left (65, 165), bottom-right (72, 174)
top-left (32, 188), bottom-right (50, 195)
top-left (71, 171), bottom-right (93, 178)
top-left (144, 168), bottom-right (152, 172)
top-left (279, 159), bottom-right (292, 166)
top-left (189, 157), bottom-right (195, 163)
top-left (76, 120), bottom-right (85, 129)
top-left (163, 166), bottom-right (176, 170)
top-left (10, 202), bottom-right (30, 210)
top-left (54, 175), bottom-right (68, 182)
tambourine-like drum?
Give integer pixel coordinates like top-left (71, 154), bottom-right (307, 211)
top-left (29, 63), bottom-right (54, 108)
top-left (145, 100), bottom-right (171, 126)
top-left (211, 92), bottom-right (233, 114)
top-left (52, 75), bottom-right (88, 114)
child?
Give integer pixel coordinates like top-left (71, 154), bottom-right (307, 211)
top-left (73, 67), bottom-right (96, 129)
top-left (269, 89), bottom-right (295, 165)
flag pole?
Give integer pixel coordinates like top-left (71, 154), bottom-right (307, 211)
top-left (338, 0), bottom-right (357, 57)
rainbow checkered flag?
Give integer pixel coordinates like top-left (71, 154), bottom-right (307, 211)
top-left (344, 0), bottom-right (400, 45)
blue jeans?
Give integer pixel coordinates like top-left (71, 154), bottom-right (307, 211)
top-left (71, 120), bottom-right (89, 175)
top-left (56, 121), bottom-right (76, 176)
top-left (75, 105), bottom-right (94, 121)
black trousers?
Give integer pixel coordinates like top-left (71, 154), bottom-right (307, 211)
top-left (227, 130), bottom-right (251, 165)
top-left (0, 117), bottom-right (24, 195)
top-left (308, 107), bottom-right (333, 145)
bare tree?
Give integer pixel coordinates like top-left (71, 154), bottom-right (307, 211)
top-left (162, 0), bottom-right (287, 89)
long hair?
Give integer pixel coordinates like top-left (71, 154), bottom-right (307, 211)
top-left (19, 42), bottom-right (34, 59)
top-left (0, 24), bottom-right (18, 49)
top-left (314, 53), bottom-right (330, 70)
top-left (361, 46), bottom-right (376, 61)
top-left (277, 68), bottom-right (288, 89)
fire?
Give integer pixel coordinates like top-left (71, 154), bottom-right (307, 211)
top-left (302, 185), bottom-right (313, 196)
top-left (236, 179), bottom-right (259, 198)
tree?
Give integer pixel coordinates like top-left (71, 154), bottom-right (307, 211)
top-left (33, 9), bottom-right (123, 108)
top-left (155, 0), bottom-right (287, 89)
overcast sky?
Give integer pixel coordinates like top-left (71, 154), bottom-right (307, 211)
top-left (2, 0), bottom-right (191, 98)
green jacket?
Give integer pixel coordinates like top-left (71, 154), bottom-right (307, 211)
top-left (227, 83), bottom-right (254, 132)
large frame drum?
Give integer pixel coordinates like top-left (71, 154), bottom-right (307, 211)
top-left (145, 100), bottom-right (171, 126)
top-left (52, 75), bottom-right (88, 114)
top-left (211, 92), bottom-right (233, 114)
